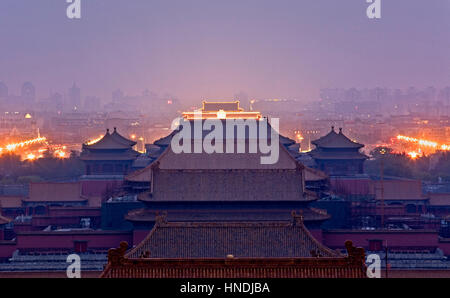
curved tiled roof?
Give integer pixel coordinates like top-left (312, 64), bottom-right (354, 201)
top-left (101, 237), bottom-right (367, 278)
top-left (153, 120), bottom-right (296, 148)
top-left (83, 128), bottom-right (136, 150)
top-left (153, 130), bottom-right (177, 147)
top-left (26, 182), bottom-right (86, 202)
top-left (311, 127), bottom-right (363, 149)
top-left (110, 128), bottom-right (137, 146)
top-left (126, 216), bottom-right (339, 259)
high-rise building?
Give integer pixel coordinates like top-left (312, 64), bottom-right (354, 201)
top-left (21, 81), bottom-right (35, 103)
top-left (68, 83), bottom-right (81, 111)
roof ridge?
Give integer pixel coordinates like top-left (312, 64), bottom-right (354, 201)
top-left (311, 127), bottom-right (364, 149)
top-left (157, 221), bottom-right (293, 228)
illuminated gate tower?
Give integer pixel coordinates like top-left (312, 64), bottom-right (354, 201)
top-left (125, 101), bottom-right (330, 241)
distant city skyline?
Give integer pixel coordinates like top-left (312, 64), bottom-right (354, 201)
top-left (0, 0), bottom-right (449, 104)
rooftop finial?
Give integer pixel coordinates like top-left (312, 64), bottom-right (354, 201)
top-left (331, 126), bottom-right (335, 132)
top-left (291, 210), bottom-right (303, 226)
top-left (339, 127), bottom-right (342, 134)
top-left (106, 128), bottom-right (110, 134)
top-left (114, 127), bottom-right (117, 132)
top-left (107, 241), bottom-right (128, 266)
top-left (155, 211), bottom-right (168, 226)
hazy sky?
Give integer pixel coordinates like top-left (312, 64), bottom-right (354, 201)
top-left (0, 0), bottom-right (449, 103)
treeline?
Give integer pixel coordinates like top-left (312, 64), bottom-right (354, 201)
top-left (0, 152), bottom-right (85, 184)
top-left (365, 147), bottom-right (450, 182)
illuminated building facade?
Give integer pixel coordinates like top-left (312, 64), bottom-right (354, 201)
top-left (182, 101), bottom-right (262, 120)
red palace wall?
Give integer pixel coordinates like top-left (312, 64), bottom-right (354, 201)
top-left (80, 180), bottom-right (123, 197)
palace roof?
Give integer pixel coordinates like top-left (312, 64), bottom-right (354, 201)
top-left (110, 128), bottom-right (136, 146)
top-left (126, 213), bottom-right (337, 259)
top-left (81, 128), bottom-right (140, 163)
top-left (0, 196), bottom-right (23, 208)
top-left (311, 127), bottom-right (364, 149)
top-left (153, 131), bottom-right (177, 147)
top-left (182, 101), bottom-right (262, 120)
top-left (82, 128), bottom-right (136, 150)
top-left (136, 168), bottom-right (312, 202)
top-left (125, 101), bottom-right (313, 203)
top-left (25, 182), bottom-right (87, 203)
top-left (152, 123), bottom-right (296, 149)
top-left (100, 218), bottom-right (367, 278)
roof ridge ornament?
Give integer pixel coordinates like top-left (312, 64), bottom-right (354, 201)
top-left (155, 211), bottom-right (168, 226)
top-left (345, 240), bottom-right (366, 265)
top-left (107, 241), bottom-right (128, 266)
top-left (291, 210), bottom-right (304, 226)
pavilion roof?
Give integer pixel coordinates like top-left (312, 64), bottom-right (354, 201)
top-left (83, 128), bottom-right (136, 150)
top-left (311, 127), bottom-right (364, 149)
top-left (110, 128), bottom-right (136, 146)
